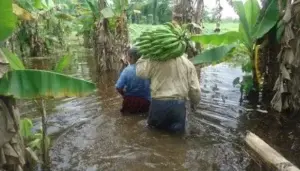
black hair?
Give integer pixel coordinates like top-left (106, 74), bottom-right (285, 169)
top-left (128, 47), bottom-right (141, 62)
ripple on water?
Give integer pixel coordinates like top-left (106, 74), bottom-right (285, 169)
top-left (45, 63), bottom-right (254, 171)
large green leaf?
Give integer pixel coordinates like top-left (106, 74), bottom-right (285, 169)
top-left (1, 48), bottom-right (25, 70)
top-left (54, 55), bottom-right (72, 73)
top-left (190, 31), bottom-right (241, 46)
top-left (0, 69), bottom-right (96, 99)
top-left (244, 0), bottom-right (260, 35)
top-left (0, 0), bottom-right (17, 41)
top-left (192, 45), bottom-right (236, 65)
top-left (20, 118), bottom-right (33, 138)
top-left (252, 0), bottom-right (279, 39)
top-left (233, 1), bottom-right (252, 46)
top-left (34, 0), bottom-right (44, 9)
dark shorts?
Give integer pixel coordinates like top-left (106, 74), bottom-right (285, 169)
top-left (121, 96), bottom-right (150, 114)
top-left (147, 99), bottom-right (186, 134)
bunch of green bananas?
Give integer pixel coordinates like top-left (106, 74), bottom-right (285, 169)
top-left (134, 22), bottom-right (189, 61)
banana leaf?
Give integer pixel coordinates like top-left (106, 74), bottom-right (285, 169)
top-left (0, 69), bottom-right (96, 99)
top-left (12, 3), bottom-right (34, 21)
top-left (190, 31), bottom-right (241, 46)
top-left (34, 0), bottom-right (44, 9)
top-left (244, 0), bottom-right (260, 35)
top-left (0, 0), bottom-right (17, 41)
top-left (192, 44), bottom-right (236, 65)
top-left (233, 1), bottom-right (252, 48)
top-left (252, 0), bottom-right (279, 39)
top-left (20, 118), bottom-right (33, 138)
top-left (54, 55), bottom-right (72, 73)
top-left (1, 48), bottom-right (25, 70)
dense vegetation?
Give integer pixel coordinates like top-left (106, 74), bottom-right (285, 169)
top-left (1, 0), bottom-right (300, 170)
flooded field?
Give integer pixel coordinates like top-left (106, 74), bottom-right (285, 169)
top-left (18, 42), bottom-right (300, 171)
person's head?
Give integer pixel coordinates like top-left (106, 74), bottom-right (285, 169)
top-left (126, 47), bottom-right (141, 64)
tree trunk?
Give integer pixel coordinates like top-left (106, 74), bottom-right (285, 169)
top-left (271, 0), bottom-right (300, 116)
top-left (93, 0), bottom-right (129, 78)
top-left (260, 26), bottom-right (280, 109)
top-left (0, 96), bottom-right (25, 171)
top-left (152, 0), bottom-right (158, 25)
top-left (0, 49), bottom-right (25, 171)
top-left (94, 0), bottom-right (113, 77)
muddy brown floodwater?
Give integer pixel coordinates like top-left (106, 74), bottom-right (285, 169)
top-left (19, 46), bottom-right (300, 171)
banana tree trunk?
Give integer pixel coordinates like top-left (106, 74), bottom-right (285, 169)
top-left (93, 0), bottom-right (113, 76)
top-left (93, 0), bottom-right (129, 77)
top-left (271, 0), bottom-right (300, 115)
top-left (172, 0), bottom-right (194, 25)
top-left (152, 0), bottom-right (158, 25)
top-left (0, 50), bottom-right (25, 171)
top-left (260, 27), bottom-right (280, 109)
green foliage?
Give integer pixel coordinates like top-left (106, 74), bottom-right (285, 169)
top-left (252, 0), bottom-right (279, 39)
top-left (34, 0), bottom-right (44, 9)
top-left (232, 0), bottom-right (279, 49)
top-left (0, 0), bottom-right (17, 41)
top-left (85, 0), bottom-right (98, 16)
top-left (233, 0), bottom-right (253, 49)
top-left (28, 132), bottom-right (50, 150)
top-left (157, 1), bottom-right (172, 23)
top-left (54, 55), bottom-right (72, 73)
top-left (191, 31), bottom-right (241, 46)
top-left (233, 75), bottom-right (253, 94)
top-left (1, 48), bottom-right (25, 70)
top-left (20, 118), bottom-right (34, 139)
top-left (242, 61), bottom-right (252, 73)
top-left (0, 69), bottom-right (96, 99)
top-left (193, 45), bottom-right (236, 65)
top-left (244, 0), bottom-right (260, 36)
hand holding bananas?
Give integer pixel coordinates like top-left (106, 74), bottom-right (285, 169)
top-left (134, 22), bottom-right (189, 61)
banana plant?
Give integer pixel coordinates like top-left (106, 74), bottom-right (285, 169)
top-left (20, 118), bottom-right (49, 167)
top-left (0, 1), bottom-right (96, 169)
top-left (190, 0), bottom-right (279, 97)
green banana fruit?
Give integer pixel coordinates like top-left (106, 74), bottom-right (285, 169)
top-left (164, 41), bottom-right (180, 49)
top-left (135, 23), bottom-right (189, 61)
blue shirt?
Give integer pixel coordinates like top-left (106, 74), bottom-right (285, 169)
top-left (115, 64), bottom-right (151, 100)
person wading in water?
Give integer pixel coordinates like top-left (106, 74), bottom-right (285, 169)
top-left (136, 54), bottom-right (201, 134)
top-left (115, 47), bottom-right (151, 115)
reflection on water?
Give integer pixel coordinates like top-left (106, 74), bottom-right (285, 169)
top-left (18, 41), bottom-right (300, 171)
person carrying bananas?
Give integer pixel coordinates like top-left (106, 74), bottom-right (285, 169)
top-left (115, 47), bottom-right (151, 115)
top-left (136, 53), bottom-right (201, 134)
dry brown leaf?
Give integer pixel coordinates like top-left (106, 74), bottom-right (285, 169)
top-left (271, 91), bottom-right (283, 112)
top-left (12, 3), bottom-right (34, 21)
top-left (283, 97), bottom-right (289, 110)
top-left (273, 77), bottom-right (281, 91)
top-left (281, 64), bottom-right (291, 80)
top-left (283, 24), bottom-right (295, 43)
top-left (293, 39), bottom-right (300, 67)
top-left (283, 0), bottom-right (292, 23)
top-left (283, 48), bottom-right (295, 65)
top-left (277, 48), bottom-right (284, 62)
